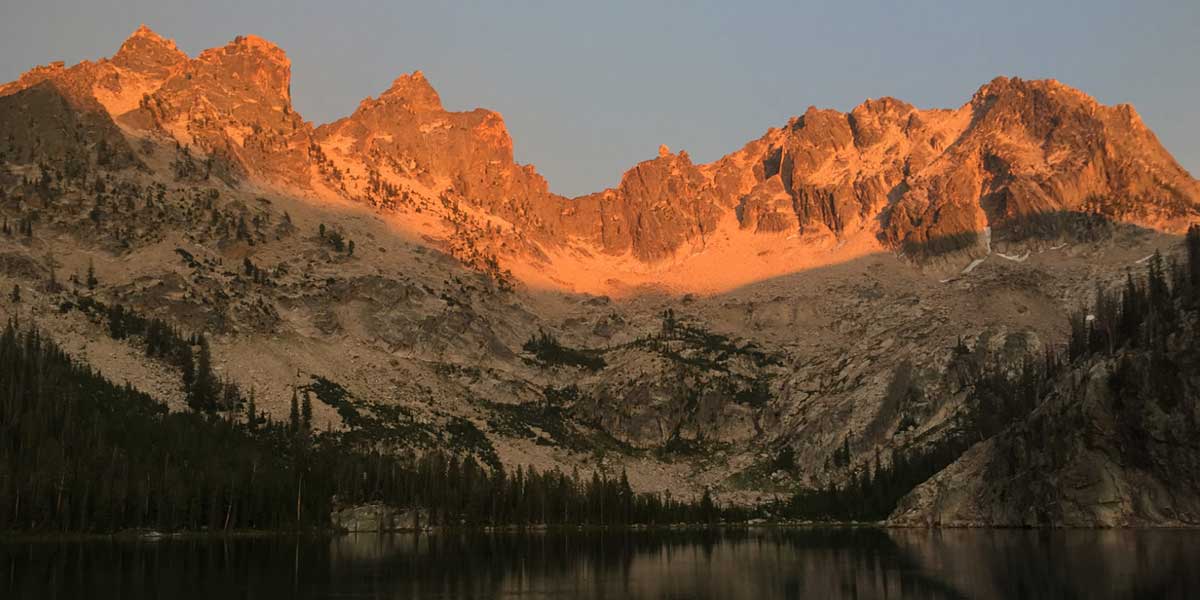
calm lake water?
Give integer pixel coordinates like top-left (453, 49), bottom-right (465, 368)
top-left (3, 528), bottom-right (1198, 599)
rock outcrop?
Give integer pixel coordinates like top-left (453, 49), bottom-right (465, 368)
top-left (891, 311), bottom-right (1200, 527)
top-left (331, 502), bottom-right (431, 532)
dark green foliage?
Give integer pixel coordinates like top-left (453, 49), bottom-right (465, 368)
top-left (487, 397), bottom-right (631, 455)
top-left (327, 230), bottom-right (345, 252)
top-left (314, 223), bottom-right (353, 254)
top-left (445, 417), bottom-right (501, 470)
top-left (0, 322), bottom-right (719, 532)
top-left (786, 435), bottom-right (972, 521)
top-left (0, 323), bottom-right (311, 532)
top-left (289, 389), bottom-right (301, 435)
top-left (245, 388), bottom-right (258, 433)
top-left (772, 446), bottom-right (797, 474)
top-left (63, 296), bottom-right (198, 396)
top-left (90, 301), bottom-right (236, 413)
top-left (304, 376), bottom-right (358, 425)
top-left (783, 233), bottom-right (1200, 522)
top-left (636, 312), bottom-right (782, 371)
top-left (523, 330), bottom-right (606, 371)
top-left (301, 375), bottom-right (440, 454)
top-left (732, 375), bottom-right (772, 408)
top-left (699, 488), bottom-right (718, 525)
top-left (301, 391), bottom-right (313, 432)
top-left (1071, 245), bottom-right (1188, 361)
top-left (188, 335), bottom-right (218, 413)
top-left (787, 340), bottom-right (1058, 521)
top-left (832, 436), bottom-right (851, 468)
top-left (1187, 225), bottom-right (1200, 305)
top-left (966, 353), bottom-right (1056, 439)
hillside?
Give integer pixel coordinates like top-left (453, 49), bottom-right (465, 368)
top-left (0, 26), bottom-right (1198, 526)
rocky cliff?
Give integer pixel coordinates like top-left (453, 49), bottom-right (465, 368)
top-left (891, 299), bottom-right (1200, 527)
top-left (3, 26), bottom-right (1195, 282)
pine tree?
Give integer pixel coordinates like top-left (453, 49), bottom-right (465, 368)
top-left (180, 340), bottom-right (195, 390)
top-left (188, 335), bottom-right (217, 412)
top-left (1093, 281), bottom-right (1119, 355)
top-left (1187, 225), bottom-right (1200, 305)
top-left (1148, 250), bottom-right (1173, 322)
top-left (86, 259), bottom-right (98, 290)
top-left (245, 387), bottom-right (257, 431)
top-left (301, 390), bottom-right (313, 433)
top-left (699, 488), bottom-right (717, 525)
top-left (1068, 307), bottom-right (1090, 359)
top-left (1118, 269), bottom-right (1145, 347)
top-left (289, 388), bottom-right (300, 435)
top-left (42, 261), bottom-right (57, 292)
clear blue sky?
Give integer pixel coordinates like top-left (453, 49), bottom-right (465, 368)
top-left (2, 0), bottom-right (1197, 197)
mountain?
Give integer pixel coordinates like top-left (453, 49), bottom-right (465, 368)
top-left (1, 26), bottom-right (1198, 527)
top-left (6, 26), bottom-right (1196, 294)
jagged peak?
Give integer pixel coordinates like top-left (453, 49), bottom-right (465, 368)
top-left (970, 75), bottom-right (1099, 110)
top-left (196, 34), bottom-right (291, 69)
top-left (232, 34), bottom-right (285, 54)
top-left (376, 70), bottom-right (443, 112)
top-left (128, 24), bottom-right (170, 44)
top-left (113, 24), bottom-right (187, 67)
top-left (851, 96), bottom-right (915, 117)
top-left (109, 24), bottom-right (188, 86)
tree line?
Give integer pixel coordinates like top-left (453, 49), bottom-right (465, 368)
top-left (0, 320), bottom-right (717, 533)
top-left (63, 295), bottom-right (246, 413)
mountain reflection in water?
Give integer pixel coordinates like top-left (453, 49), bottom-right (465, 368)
top-left (3, 528), bottom-right (1197, 599)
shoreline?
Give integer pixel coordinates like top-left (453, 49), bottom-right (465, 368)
top-left (4, 520), bottom-right (1200, 542)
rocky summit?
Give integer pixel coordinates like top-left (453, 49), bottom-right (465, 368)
top-left (1, 26), bottom-right (1199, 527)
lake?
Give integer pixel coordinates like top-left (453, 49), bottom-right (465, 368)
top-left (3, 528), bottom-right (1198, 599)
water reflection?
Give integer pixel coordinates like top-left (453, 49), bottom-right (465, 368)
top-left (2, 528), bottom-right (1197, 599)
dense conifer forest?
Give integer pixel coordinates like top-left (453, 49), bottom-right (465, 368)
top-left (0, 322), bottom-right (716, 532)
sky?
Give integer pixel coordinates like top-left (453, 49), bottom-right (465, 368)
top-left (1, 0), bottom-right (1197, 197)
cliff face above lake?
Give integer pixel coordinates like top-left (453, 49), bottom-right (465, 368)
top-left (1, 25), bottom-right (1198, 527)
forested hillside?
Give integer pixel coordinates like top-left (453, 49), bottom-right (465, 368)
top-left (0, 319), bottom-right (722, 533)
top-left (890, 226), bottom-right (1200, 526)
top-left (3, 227), bottom-right (1196, 532)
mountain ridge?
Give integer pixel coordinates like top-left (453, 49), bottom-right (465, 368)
top-left (3, 26), bottom-right (1196, 295)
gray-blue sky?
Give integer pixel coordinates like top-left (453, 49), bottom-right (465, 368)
top-left (2, 0), bottom-right (1197, 197)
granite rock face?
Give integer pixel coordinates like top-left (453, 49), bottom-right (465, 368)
top-left (331, 503), bottom-right (431, 532)
top-left (891, 334), bottom-right (1200, 528)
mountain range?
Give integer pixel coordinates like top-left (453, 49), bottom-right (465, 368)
top-left (1, 26), bottom-right (1198, 527)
